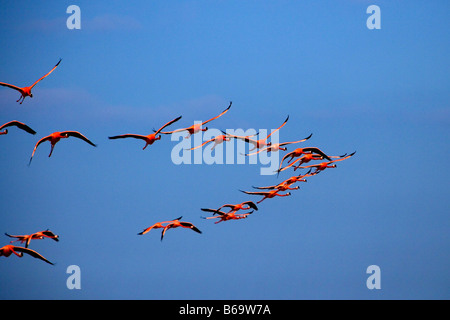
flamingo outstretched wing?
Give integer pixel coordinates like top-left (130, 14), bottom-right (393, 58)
top-left (63, 131), bottom-right (97, 147)
top-left (153, 115), bottom-right (183, 135)
top-left (201, 101), bottom-right (232, 125)
top-left (13, 246), bottom-right (54, 265)
top-left (0, 82), bottom-right (23, 93)
top-left (0, 120), bottom-right (36, 135)
top-left (30, 59), bottom-right (62, 89)
top-left (109, 134), bottom-right (147, 141)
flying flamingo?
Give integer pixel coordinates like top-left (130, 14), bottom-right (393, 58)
top-left (213, 201), bottom-right (259, 215)
top-left (0, 120), bottom-right (36, 136)
top-left (5, 230), bottom-right (59, 248)
top-left (276, 148), bottom-right (344, 176)
top-left (200, 208), bottom-right (254, 224)
top-left (138, 216), bottom-right (202, 241)
top-left (292, 153), bottom-right (347, 172)
top-left (253, 169), bottom-right (317, 191)
top-left (239, 189), bottom-right (292, 203)
top-left (223, 115), bottom-right (289, 151)
top-left (242, 134), bottom-right (312, 156)
top-left (0, 245), bottom-right (54, 265)
top-left (108, 115), bottom-right (182, 149)
top-left (278, 146), bottom-right (332, 168)
top-left (159, 102), bottom-right (232, 138)
top-left (0, 59), bottom-right (61, 104)
top-left (276, 153), bottom-right (328, 175)
top-left (294, 152), bottom-right (356, 173)
top-left (29, 131), bottom-right (97, 165)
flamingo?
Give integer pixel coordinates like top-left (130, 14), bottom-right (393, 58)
top-left (5, 230), bottom-right (59, 248)
top-left (0, 120), bottom-right (36, 136)
top-left (138, 216), bottom-right (202, 241)
top-left (108, 115), bottom-right (182, 149)
top-left (278, 146), bottom-right (332, 169)
top-left (294, 152), bottom-right (356, 173)
top-left (0, 245), bottom-right (54, 265)
top-left (253, 169), bottom-right (317, 191)
top-left (0, 59), bottom-right (61, 104)
top-left (223, 115), bottom-right (289, 151)
top-left (214, 201), bottom-right (258, 214)
top-left (239, 189), bottom-right (292, 203)
top-left (242, 134), bottom-right (312, 156)
top-left (276, 148), bottom-right (345, 176)
top-left (200, 208), bottom-right (254, 224)
top-left (159, 102), bottom-right (232, 138)
top-left (29, 131), bottom-right (96, 165)
top-left (276, 153), bottom-right (327, 175)
top-left (292, 154), bottom-right (346, 172)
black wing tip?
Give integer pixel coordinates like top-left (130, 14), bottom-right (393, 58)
top-left (246, 201), bottom-right (258, 210)
top-left (192, 227), bottom-right (202, 234)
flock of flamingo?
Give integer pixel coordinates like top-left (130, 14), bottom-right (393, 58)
top-left (0, 59), bottom-right (355, 265)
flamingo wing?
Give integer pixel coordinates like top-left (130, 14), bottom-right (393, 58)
top-left (179, 222), bottom-right (202, 233)
top-left (278, 149), bottom-right (298, 169)
top-left (201, 101), bottom-right (232, 125)
top-left (240, 190), bottom-right (268, 196)
top-left (243, 201), bottom-right (259, 210)
top-left (243, 146), bottom-right (269, 156)
top-left (266, 115), bottom-right (289, 140)
top-left (278, 134), bottom-right (313, 147)
top-left (13, 246), bottom-right (54, 265)
top-left (329, 151), bottom-right (356, 163)
top-left (222, 131), bottom-right (258, 145)
top-left (303, 147), bottom-right (332, 161)
top-left (4, 233), bottom-right (26, 241)
top-left (109, 134), bottom-right (147, 141)
top-left (29, 135), bottom-right (52, 165)
top-left (0, 120), bottom-right (36, 135)
top-left (160, 224), bottom-right (176, 241)
top-left (201, 208), bottom-right (227, 216)
top-left (41, 230), bottom-right (59, 241)
top-left (63, 131), bottom-right (97, 147)
top-left (154, 115), bottom-right (183, 135)
top-left (186, 137), bottom-right (215, 150)
top-left (30, 59), bottom-right (62, 89)
top-left (138, 224), bottom-right (159, 235)
top-left (0, 82), bottom-right (23, 93)
top-left (252, 184), bottom-right (277, 190)
top-left (158, 126), bottom-right (192, 135)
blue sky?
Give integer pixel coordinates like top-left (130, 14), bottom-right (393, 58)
top-left (0, 1), bottom-right (449, 299)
